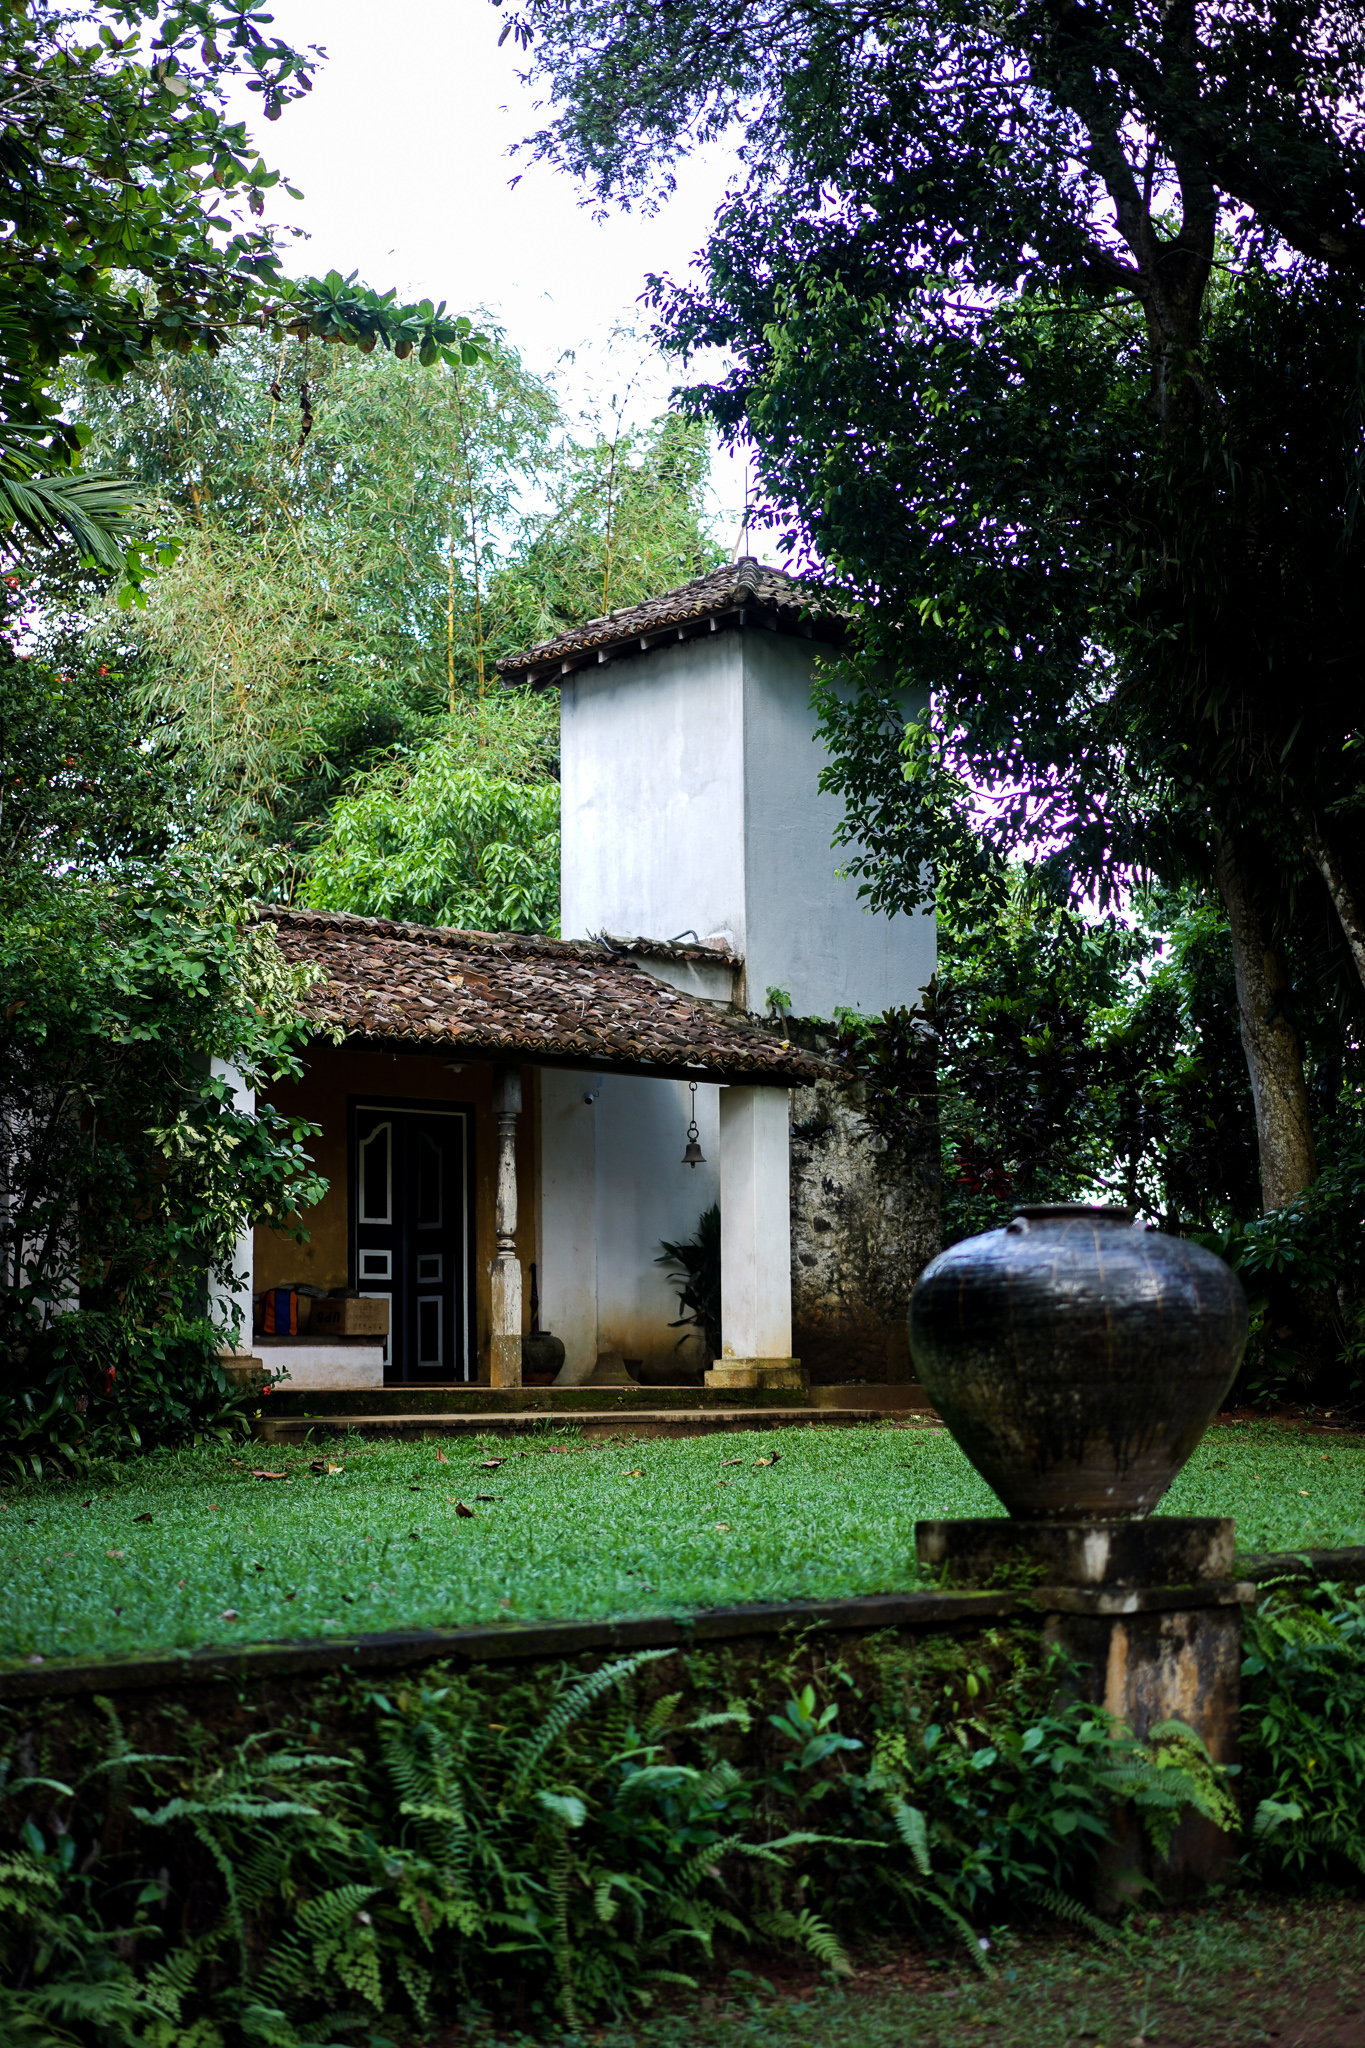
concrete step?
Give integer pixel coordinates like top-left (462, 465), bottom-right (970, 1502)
top-left (253, 1382), bottom-right (938, 1444)
top-left (256, 1381), bottom-right (931, 1418)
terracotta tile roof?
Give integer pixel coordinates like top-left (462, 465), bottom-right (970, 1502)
top-left (496, 558), bottom-right (849, 684)
top-left (259, 907), bottom-right (831, 1084)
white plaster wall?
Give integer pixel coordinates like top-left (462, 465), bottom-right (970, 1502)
top-left (626, 952), bottom-right (739, 1007)
top-left (740, 631), bottom-right (936, 1020)
top-left (552, 617), bottom-right (935, 1375)
top-left (559, 625), bottom-right (934, 1022)
top-left (592, 1073), bottom-right (721, 1371)
top-left (535, 1066), bottom-right (722, 1376)
top-left (535, 1068), bottom-right (600, 1379)
top-left (559, 637), bottom-right (747, 954)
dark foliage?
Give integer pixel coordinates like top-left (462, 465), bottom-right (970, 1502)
top-left (0, 1622), bottom-right (1239, 2036)
top-left (0, 602), bottom-right (325, 1470)
top-left (657, 1202), bottom-right (722, 1362)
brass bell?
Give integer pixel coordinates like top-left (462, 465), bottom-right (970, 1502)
top-left (682, 1080), bottom-right (706, 1167)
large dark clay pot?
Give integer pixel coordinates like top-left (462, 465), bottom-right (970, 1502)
top-left (908, 1206), bottom-right (1248, 1520)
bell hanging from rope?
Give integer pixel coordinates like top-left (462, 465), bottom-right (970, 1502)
top-left (682, 1079), bottom-right (706, 1167)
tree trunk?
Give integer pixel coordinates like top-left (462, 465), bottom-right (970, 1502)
top-left (1296, 809), bottom-right (1365, 997)
top-left (1214, 836), bottom-right (1317, 1213)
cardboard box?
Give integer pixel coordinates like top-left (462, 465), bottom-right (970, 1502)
top-left (311, 1296), bottom-right (389, 1338)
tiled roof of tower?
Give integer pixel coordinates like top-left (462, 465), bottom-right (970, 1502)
top-left (496, 558), bottom-right (850, 685)
top-left (258, 906), bottom-right (831, 1084)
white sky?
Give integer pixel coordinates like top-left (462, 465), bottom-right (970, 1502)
top-left (246, 0), bottom-right (768, 552)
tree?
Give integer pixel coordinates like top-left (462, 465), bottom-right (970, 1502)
top-left (63, 330), bottom-right (722, 884)
top-left (304, 693), bottom-right (562, 933)
top-left (0, 608), bottom-right (327, 1467)
top-left (496, 0), bottom-right (1365, 1214)
top-left (0, 1), bottom-right (488, 577)
top-left (70, 327), bottom-right (558, 844)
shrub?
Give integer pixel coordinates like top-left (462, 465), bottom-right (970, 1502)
top-left (0, 1627), bottom-right (1239, 2039)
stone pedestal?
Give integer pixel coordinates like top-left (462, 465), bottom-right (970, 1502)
top-left (705, 1357), bottom-right (808, 1391)
top-left (583, 1351), bottom-right (640, 1387)
top-left (916, 1517), bottom-right (1254, 1902)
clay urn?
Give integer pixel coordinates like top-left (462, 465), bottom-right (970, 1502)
top-left (908, 1205), bottom-right (1247, 1520)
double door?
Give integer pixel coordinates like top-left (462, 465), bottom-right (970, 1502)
top-left (351, 1100), bottom-right (473, 1382)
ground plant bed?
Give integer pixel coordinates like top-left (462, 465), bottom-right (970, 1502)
top-left (1, 1576), bottom-right (1363, 2045)
top-left (467, 1895), bottom-right (1365, 2048)
top-left (2, 1418), bottom-right (1362, 1671)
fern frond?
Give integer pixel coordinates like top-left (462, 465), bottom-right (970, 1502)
top-left (295, 1885), bottom-right (381, 1937)
top-left (892, 1798), bottom-right (932, 1875)
top-left (507, 1650), bottom-right (674, 1799)
top-left (752, 1906), bottom-right (852, 1976)
top-left (1026, 1884), bottom-right (1125, 1946)
top-left (643, 1691), bottom-right (684, 1741)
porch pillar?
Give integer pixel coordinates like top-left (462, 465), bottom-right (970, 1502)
top-left (705, 1084), bottom-right (806, 1391)
top-left (490, 1066), bottom-right (523, 1388)
top-left (208, 1058), bottom-right (255, 1357)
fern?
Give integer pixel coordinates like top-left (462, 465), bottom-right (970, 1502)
top-left (892, 1798), bottom-right (932, 1875)
top-left (506, 1649), bottom-right (674, 1798)
top-left (643, 1691), bottom-right (685, 1742)
top-left (752, 1906), bottom-right (852, 1976)
top-left (1027, 1884), bottom-right (1126, 1947)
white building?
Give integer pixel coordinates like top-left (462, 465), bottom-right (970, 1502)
top-left (240, 561), bottom-right (937, 1392)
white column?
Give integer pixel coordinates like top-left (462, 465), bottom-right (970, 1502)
top-left (706, 1084), bottom-right (805, 1390)
top-left (489, 1066), bottom-right (523, 1388)
top-left (209, 1058), bottom-right (255, 1356)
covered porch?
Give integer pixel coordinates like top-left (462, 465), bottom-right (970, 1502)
top-left (217, 908), bottom-right (830, 1394)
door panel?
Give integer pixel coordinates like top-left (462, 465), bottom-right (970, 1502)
top-left (352, 1102), bottom-right (472, 1382)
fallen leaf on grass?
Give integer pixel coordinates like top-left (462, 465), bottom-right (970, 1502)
top-left (220, 1609), bottom-right (240, 1622)
top-left (436, 1449), bottom-right (449, 1463)
top-left (106, 1548), bottom-right (124, 1559)
top-left (177, 1580), bottom-right (187, 1589)
top-left (475, 1493), bottom-right (501, 1502)
top-left (721, 1458), bottom-right (744, 1467)
top-left (133, 1512), bottom-right (153, 1523)
top-left (1299, 1489), bottom-right (1310, 1495)
top-left (451, 1500), bottom-right (477, 1518)
top-left (251, 1470), bottom-right (288, 1481)
top-left (478, 1458), bottom-right (506, 1469)
top-left (713, 1523), bottom-right (731, 1533)
top-left (754, 1457), bottom-right (776, 1467)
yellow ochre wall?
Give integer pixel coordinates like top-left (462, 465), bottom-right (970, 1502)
top-left (254, 1045), bottom-right (537, 1375)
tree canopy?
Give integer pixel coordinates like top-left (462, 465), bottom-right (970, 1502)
top-left (501, 0), bottom-right (1365, 1221)
top-left (0, 1), bottom-right (487, 579)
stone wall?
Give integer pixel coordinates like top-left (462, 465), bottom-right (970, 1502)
top-left (789, 1063), bottom-right (941, 1385)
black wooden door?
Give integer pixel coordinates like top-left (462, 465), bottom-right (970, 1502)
top-left (351, 1101), bottom-right (472, 1382)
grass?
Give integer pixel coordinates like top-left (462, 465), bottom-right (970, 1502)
top-left (433, 1892), bottom-right (1365, 2048)
top-left (1, 1416), bottom-right (1362, 1669)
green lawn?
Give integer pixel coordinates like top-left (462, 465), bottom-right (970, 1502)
top-left (1, 1418), bottom-right (1361, 1670)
